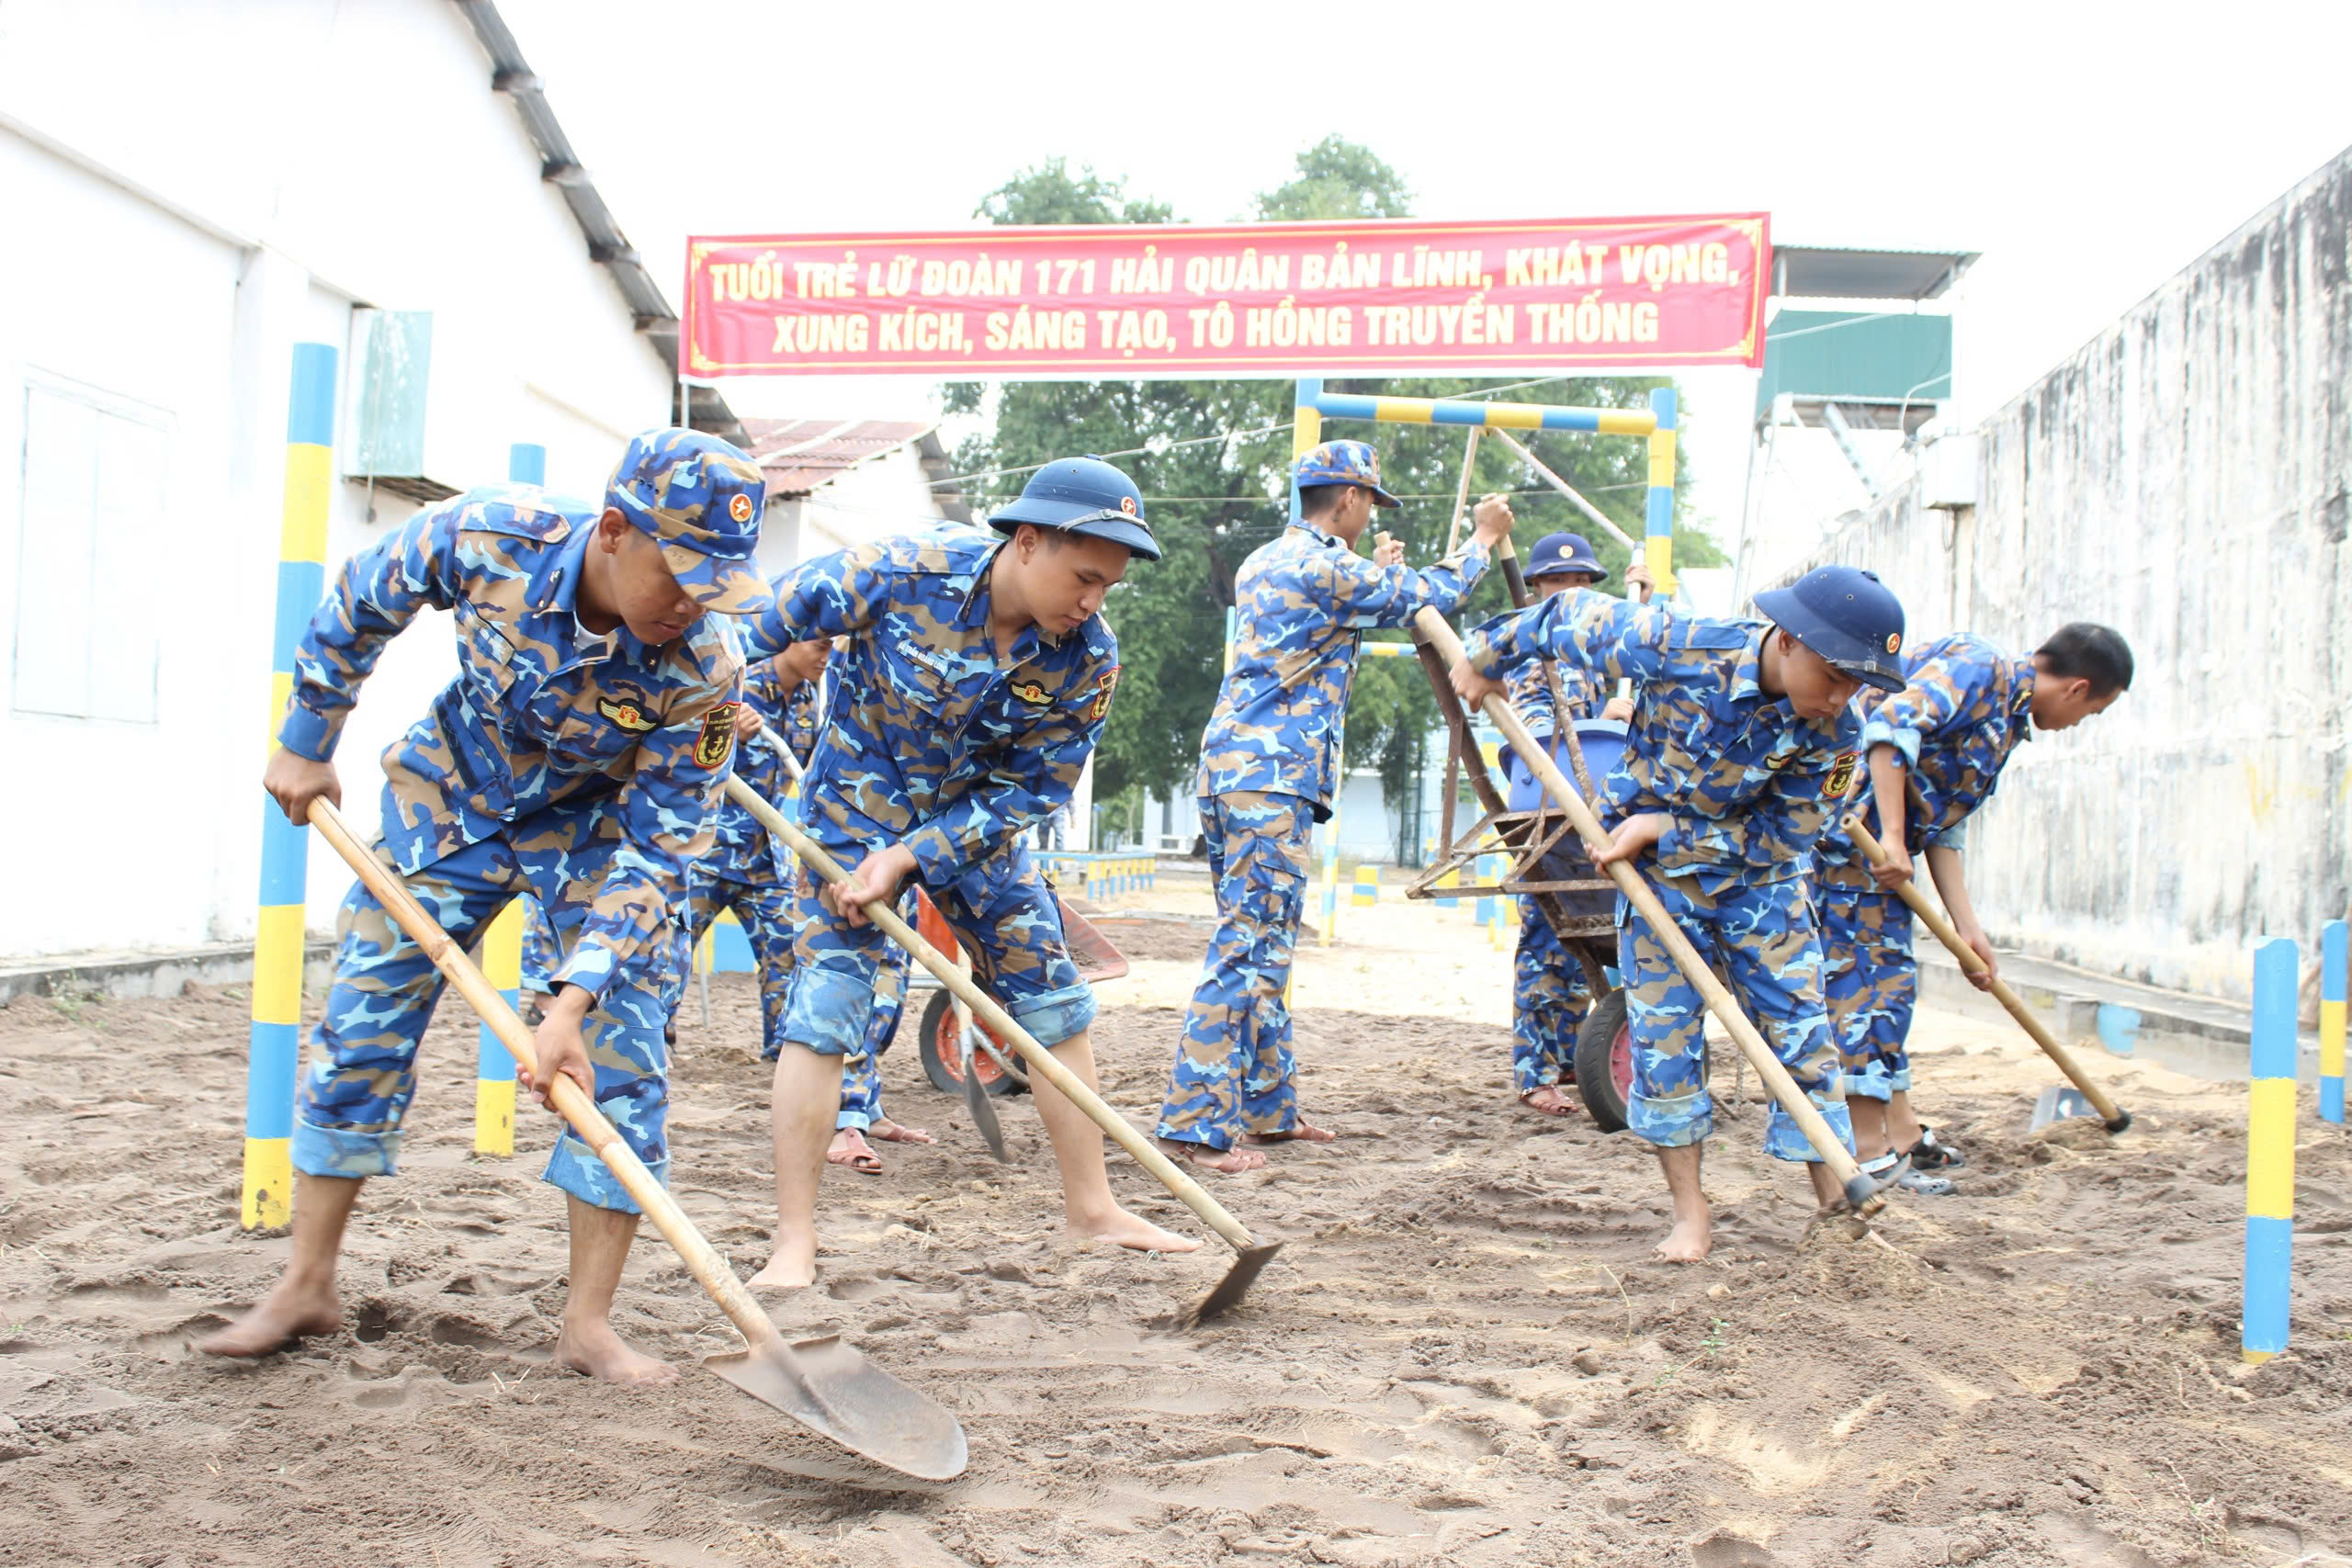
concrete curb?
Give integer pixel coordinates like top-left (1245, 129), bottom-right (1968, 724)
top-left (0, 940), bottom-right (336, 1005)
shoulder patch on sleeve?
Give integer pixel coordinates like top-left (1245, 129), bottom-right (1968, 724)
top-left (1826, 750), bottom-right (1858, 798)
top-left (695, 703), bottom-right (740, 768)
top-left (1088, 664), bottom-right (1121, 723)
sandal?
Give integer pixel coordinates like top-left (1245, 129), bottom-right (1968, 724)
top-left (1894, 1167), bottom-right (1957, 1197)
top-left (1909, 1126), bottom-right (1968, 1170)
top-left (826, 1131), bottom-right (886, 1177)
top-left (1859, 1150), bottom-right (1912, 1192)
top-left (1519, 1086), bottom-right (1578, 1117)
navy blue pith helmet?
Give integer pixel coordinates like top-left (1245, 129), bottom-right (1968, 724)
top-left (1753, 565), bottom-right (1907, 691)
top-left (988, 455), bottom-right (1162, 561)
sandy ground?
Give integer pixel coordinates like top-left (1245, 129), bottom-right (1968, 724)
top-left (3, 871), bottom-right (2349, 1568)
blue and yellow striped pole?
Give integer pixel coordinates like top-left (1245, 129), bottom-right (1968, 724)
top-left (1644, 387), bottom-right (1678, 597)
top-left (470, 444), bottom-right (544, 1158)
top-left (245, 342), bottom-right (336, 1230)
top-left (1304, 389), bottom-right (1657, 435)
top-left (2323, 919), bottom-right (2346, 1125)
top-left (1295, 378), bottom-right (1342, 947)
top-left (2244, 935), bottom-right (2298, 1363)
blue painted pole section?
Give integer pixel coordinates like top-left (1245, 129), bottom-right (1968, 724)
top-left (1644, 387), bottom-right (1678, 594)
top-left (508, 442), bottom-right (547, 487)
top-left (2243, 936), bottom-right (2298, 1362)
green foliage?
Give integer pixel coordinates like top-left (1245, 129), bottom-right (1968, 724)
top-left (944, 141), bottom-right (1709, 828)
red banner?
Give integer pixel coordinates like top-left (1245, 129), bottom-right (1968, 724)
top-left (683, 214), bottom-right (1770, 378)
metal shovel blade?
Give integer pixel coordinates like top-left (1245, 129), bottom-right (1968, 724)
top-left (1179, 1240), bottom-right (1283, 1328)
top-left (704, 1332), bottom-right (968, 1481)
top-left (961, 1026), bottom-right (1011, 1164)
top-left (2030, 1085), bottom-right (2095, 1133)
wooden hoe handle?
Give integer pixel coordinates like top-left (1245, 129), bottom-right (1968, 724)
top-left (303, 800), bottom-right (786, 1350)
top-left (1839, 813), bottom-right (2130, 1133)
top-left (1411, 609), bottom-right (1883, 1213)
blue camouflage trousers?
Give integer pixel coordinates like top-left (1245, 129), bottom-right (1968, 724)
top-left (1619, 874), bottom-right (1852, 1161)
top-left (1513, 896), bottom-right (1593, 1094)
top-left (838, 918), bottom-right (913, 1131)
top-left (783, 835), bottom-right (1091, 1059)
top-left (1159, 790), bottom-right (1315, 1150)
top-left (297, 799), bottom-right (681, 1213)
top-left (519, 894), bottom-right (560, 997)
top-left (1813, 864), bottom-right (1917, 1102)
top-left (680, 873), bottom-right (800, 1061)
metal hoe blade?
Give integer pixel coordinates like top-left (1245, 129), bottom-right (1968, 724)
top-left (705, 1333), bottom-right (968, 1481)
top-left (961, 1026), bottom-right (1010, 1164)
top-left (1180, 1241), bottom-right (1284, 1328)
top-left (2030, 1085), bottom-right (2096, 1133)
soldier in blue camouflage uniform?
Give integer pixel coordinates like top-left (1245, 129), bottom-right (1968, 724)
top-left (737, 456), bottom-right (1196, 1287)
top-left (1507, 533), bottom-right (1651, 1116)
top-left (203, 429), bottom-right (770, 1385)
top-left (1158, 442), bottom-right (1510, 1173)
top-left (1453, 565), bottom-right (1908, 1261)
top-left (1816, 623), bottom-right (2133, 1190)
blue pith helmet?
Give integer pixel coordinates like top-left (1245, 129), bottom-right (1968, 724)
top-left (1525, 531), bottom-right (1606, 581)
top-left (605, 427), bottom-right (772, 615)
top-left (988, 455), bottom-right (1162, 560)
top-left (1753, 565), bottom-right (1908, 692)
top-left (1295, 439), bottom-right (1400, 508)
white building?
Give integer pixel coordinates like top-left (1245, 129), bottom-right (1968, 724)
top-left (0, 0), bottom-right (742, 959)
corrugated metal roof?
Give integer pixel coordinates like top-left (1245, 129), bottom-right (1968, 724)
top-left (745, 418), bottom-right (930, 493)
top-left (1772, 246), bottom-right (1978, 302)
top-left (449, 1), bottom-right (743, 446)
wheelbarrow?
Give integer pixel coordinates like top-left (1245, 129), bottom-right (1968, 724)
top-left (910, 886), bottom-right (1132, 1102)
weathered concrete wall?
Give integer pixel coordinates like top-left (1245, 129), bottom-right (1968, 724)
top-left (1798, 148), bottom-right (2352, 1001)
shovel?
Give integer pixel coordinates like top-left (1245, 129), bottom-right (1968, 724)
top-left (1414, 608), bottom-right (1885, 1217)
top-left (725, 773), bottom-right (1283, 1325)
top-left (303, 798), bottom-right (968, 1482)
top-left (1841, 814), bottom-right (2131, 1134)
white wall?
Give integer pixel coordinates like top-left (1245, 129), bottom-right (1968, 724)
top-left (0, 0), bottom-right (679, 957)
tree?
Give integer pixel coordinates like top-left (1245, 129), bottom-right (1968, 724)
top-left (943, 142), bottom-right (1710, 856)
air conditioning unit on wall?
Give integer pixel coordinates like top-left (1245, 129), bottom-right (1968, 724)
top-left (1919, 429), bottom-right (1980, 511)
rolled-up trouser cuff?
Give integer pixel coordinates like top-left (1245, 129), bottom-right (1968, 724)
top-left (1842, 1067), bottom-right (1895, 1102)
top-left (293, 1118), bottom-right (401, 1179)
top-left (1008, 977), bottom-right (1097, 1047)
top-left (1765, 1099), bottom-right (1854, 1164)
top-left (784, 965), bottom-right (883, 1057)
top-left (1627, 1090), bottom-right (1712, 1149)
top-left (542, 1130), bottom-right (668, 1215)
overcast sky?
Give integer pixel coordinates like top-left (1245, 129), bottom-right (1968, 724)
top-left (503, 0), bottom-right (2352, 540)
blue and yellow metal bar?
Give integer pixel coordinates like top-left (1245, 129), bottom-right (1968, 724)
top-left (470, 443), bottom-right (545, 1157)
top-left (2323, 919), bottom-right (2346, 1126)
top-left (245, 343), bottom-right (336, 1229)
top-left (1303, 388), bottom-right (1657, 436)
top-left (2243, 935), bottom-right (2297, 1363)
top-left (1644, 388), bottom-right (1678, 595)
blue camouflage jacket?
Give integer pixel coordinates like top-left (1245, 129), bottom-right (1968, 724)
top-left (741, 529), bottom-right (1113, 883)
top-left (1196, 520), bottom-right (1490, 818)
top-left (279, 485), bottom-right (743, 998)
top-left (1465, 588), bottom-right (1859, 894)
top-left (1823, 633), bottom-right (2034, 863)
top-left (704, 660), bottom-right (823, 885)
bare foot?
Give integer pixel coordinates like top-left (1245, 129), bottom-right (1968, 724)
top-left (1519, 1086), bottom-right (1577, 1117)
top-left (551, 1318), bottom-right (679, 1387)
top-left (196, 1277), bottom-right (341, 1357)
top-left (866, 1118), bottom-right (935, 1145)
top-left (1068, 1206), bottom-right (1203, 1255)
top-left (1653, 1216), bottom-right (1713, 1263)
top-left (826, 1128), bottom-right (884, 1176)
top-left (1162, 1139), bottom-right (1267, 1174)
top-left (1244, 1119), bottom-right (1336, 1145)
top-left (748, 1229), bottom-right (817, 1291)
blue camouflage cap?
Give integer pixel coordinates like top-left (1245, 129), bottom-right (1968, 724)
top-left (605, 427), bottom-right (771, 615)
top-left (1754, 564), bottom-right (1907, 692)
top-left (1526, 531), bottom-right (1606, 581)
top-left (1295, 439), bottom-right (1400, 509)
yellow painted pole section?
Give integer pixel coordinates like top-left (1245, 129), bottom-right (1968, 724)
top-left (474, 900), bottom-right (521, 1156)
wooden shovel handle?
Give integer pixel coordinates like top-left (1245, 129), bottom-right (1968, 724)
top-left (303, 800), bottom-right (784, 1349)
top-left (1839, 813), bottom-right (2129, 1131)
top-left (724, 773), bottom-right (1259, 1252)
top-left (1412, 608), bottom-right (1881, 1212)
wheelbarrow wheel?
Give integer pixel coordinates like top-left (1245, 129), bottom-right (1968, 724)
top-left (916, 991), bottom-right (1025, 1099)
top-left (1572, 988), bottom-right (1634, 1133)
